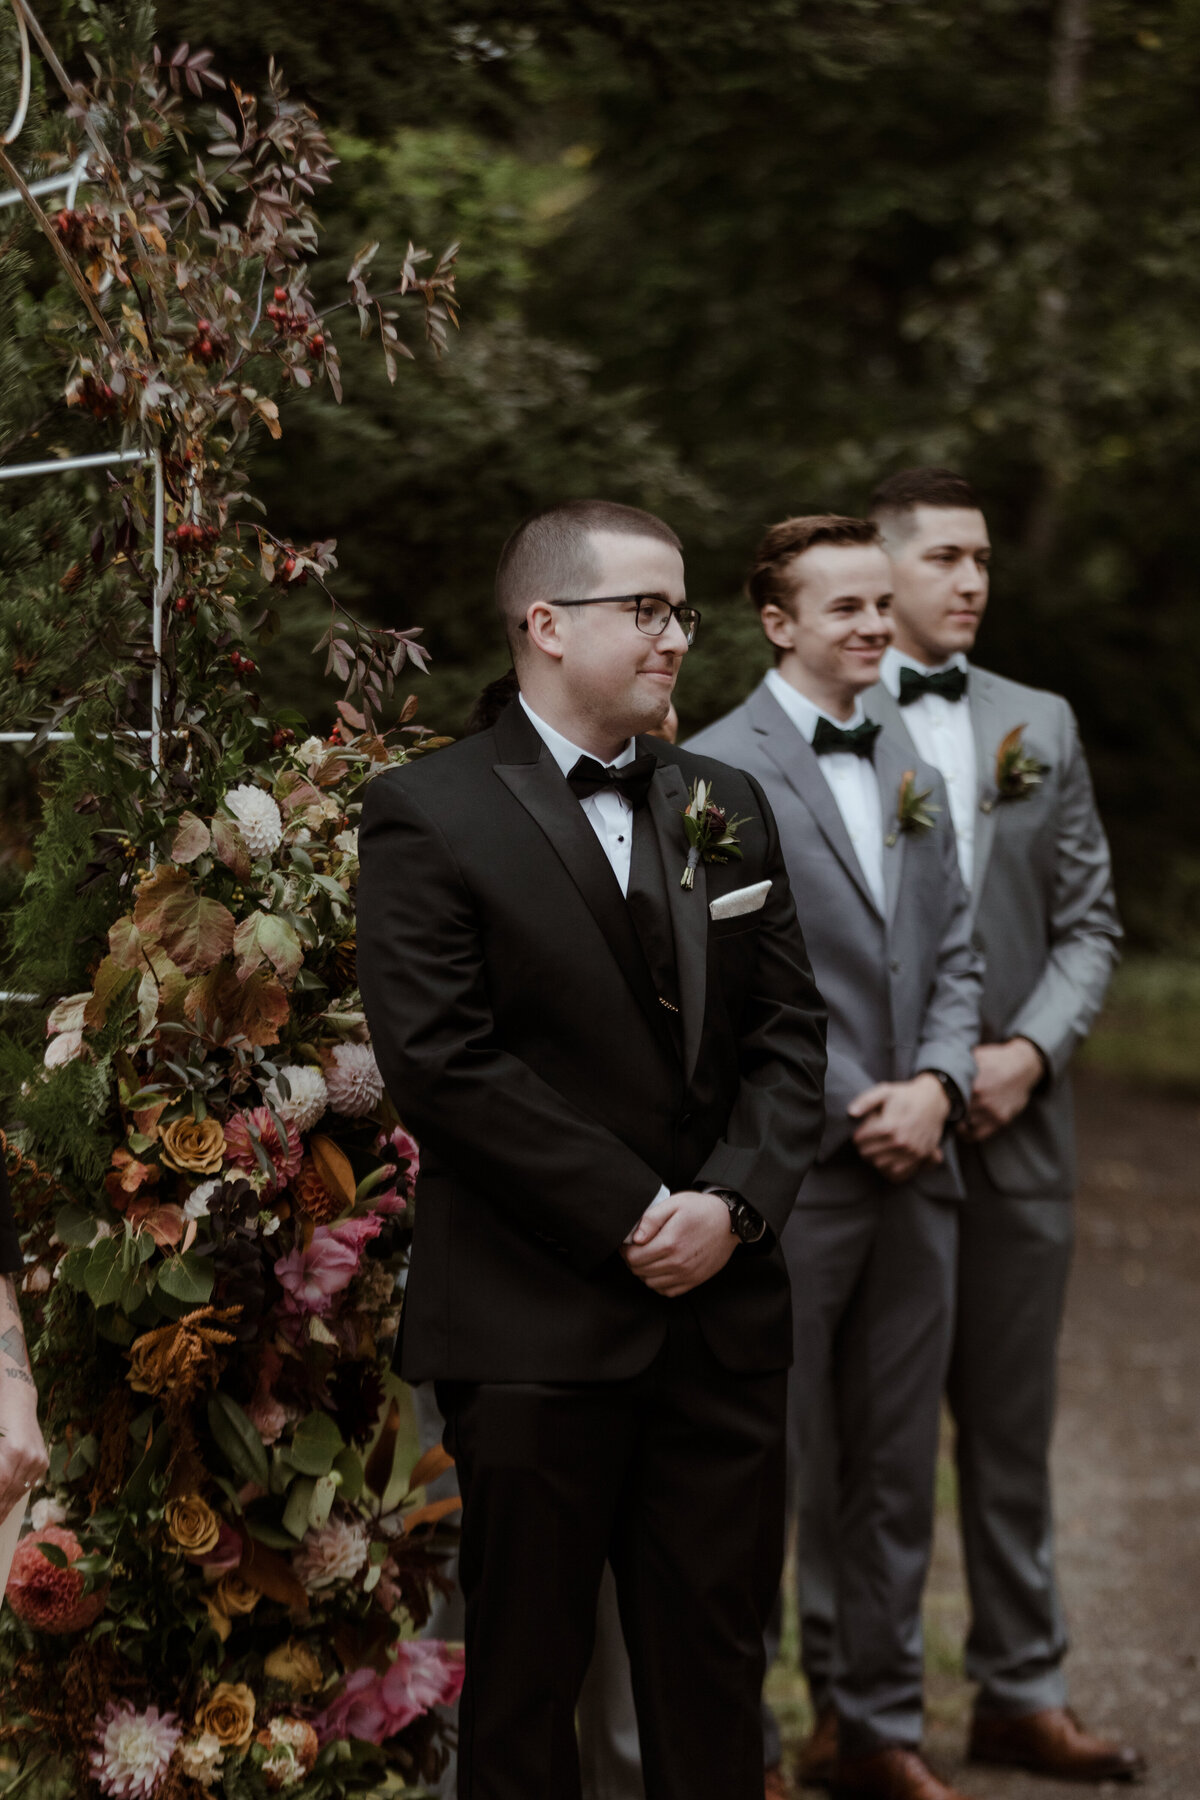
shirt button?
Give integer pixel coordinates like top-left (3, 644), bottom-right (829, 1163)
top-left (617, 835), bottom-right (625, 843)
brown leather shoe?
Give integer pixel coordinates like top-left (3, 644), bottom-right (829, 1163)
top-left (795, 1706), bottom-right (839, 1787)
top-left (831, 1745), bottom-right (973, 1800)
top-left (765, 1769), bottom-right (791, 1800)
top-left (969, 1707), bottom-right (1146, 1782)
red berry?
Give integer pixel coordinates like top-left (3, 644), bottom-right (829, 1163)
top-left (274, 286), bottom-right (287, 302)
top-left (174, 596), bottom-right (189, 614)
top-left (327, 726), bottom-right (343, 745)
top-left (309, 334), bottom-right (325, 357)
top-left (196, 319), bottom-right (211, 333)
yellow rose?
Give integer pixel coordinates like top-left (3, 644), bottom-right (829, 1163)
top-left (204, 1596), bottom-right (231, 1643)
top-left (198, 1681), bottom-right (256, 1748)
top-left (212, 1572), bottom-right (261, 1618)
top-left (160, 1115), bottom-right (226, 1175)
top-left (263, 1639), bottom-right (324, 1696)
top-left (165, 1495), bottom-right (221, 1557)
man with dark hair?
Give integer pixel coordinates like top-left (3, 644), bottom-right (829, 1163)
top-left (689, 517), bottom-right (982, 1800)
top-left (858, 469), bottom-right (1142, 1783)
top-left (358, 499), bottom-right (828, 1799)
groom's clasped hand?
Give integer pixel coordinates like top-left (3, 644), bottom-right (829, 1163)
top-left (621, 1189), bottom-right (736, 1296)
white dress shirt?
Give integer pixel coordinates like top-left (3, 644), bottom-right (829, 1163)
top-left (880, 648), bottom-right (975, 889)
top-left (519, 694), bottom-right (637, 897)
top-left (765, 668), bottom-right (886, 914)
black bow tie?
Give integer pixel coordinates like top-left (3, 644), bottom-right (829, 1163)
top-left (898, 664), bottom-right (968, 706)
top-left (811, 716), bottom-right (881, 759)
top-left (567, 751), bottom-right (658, 809)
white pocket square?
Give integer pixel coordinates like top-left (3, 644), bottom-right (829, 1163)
top-left (709, 880), bottom-right (771, 921)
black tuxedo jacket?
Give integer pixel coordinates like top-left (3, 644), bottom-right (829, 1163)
top-left (357, 699), bottom-right (827, 1382)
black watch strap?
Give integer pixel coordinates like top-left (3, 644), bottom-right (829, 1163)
top-left (927, 1068), bottom-right (965, 1125)
top-left (705, 1187), bottom-right (767, 1245)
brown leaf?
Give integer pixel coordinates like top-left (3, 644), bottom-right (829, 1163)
top-left (211, 817), bottom-right (251, 879)
top-left (364, 1397), bottom-right (401, 1498)
top-left (401, 1496), bottom-right (462, 1535)
top-left (84, 955), bottom-right (138, 1029)
top-left (405, 1444), bottom-right (454, 1495)
top-left (308, 1134), bottom-right (356, 1209)
top-left (239, 1536), bottom-right (309, 1615)
top-left (232, 912), bottom-right (303, 985)
top-left (134, 868), bottom-right (235, 976)
top-left (171, 811), bottom-right (212, 864)
top-left (185, 962), bottom-right (290, 1048)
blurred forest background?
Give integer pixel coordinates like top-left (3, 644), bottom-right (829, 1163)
top-left (5, 0), bottom-right (1200, 1033)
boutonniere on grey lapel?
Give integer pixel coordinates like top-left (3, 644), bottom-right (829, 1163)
top-left (885, 769), bottom-right (940, 847)
top-left (989, 724), bottom-right (1047, 807)
top-left (680, 777), bottom-right (748, 889)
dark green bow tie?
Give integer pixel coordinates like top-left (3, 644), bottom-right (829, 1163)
top-left (898, 664), bottom-right (968, 706)
top-left (811, 716), bottom-right (881, 759)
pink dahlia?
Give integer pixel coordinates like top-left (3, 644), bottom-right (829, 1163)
top-left (224, 1108), bottom-right (303, 1191)
top-left (315, 1641), bottom-right (464, 1746)
top-left (325, 1042), bottom-right (384, 1118)
top-left (7, 1526), bottom-right (107, 1634)
top-left (90, 1700), bottom-right (180, 1799)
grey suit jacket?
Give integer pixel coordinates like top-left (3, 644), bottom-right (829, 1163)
top-left (865, 664), bottom-right (1122, 1197)
top-left (688, 680), bottom-right (982, 1206)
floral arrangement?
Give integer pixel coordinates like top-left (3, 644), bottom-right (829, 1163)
top-left (886, 769), bottom-right (940, 845)
top-left (0, 20), bottom-right (465, 1800)
top-left (992, 725), bottom-right (1047, 804)
top-left (679, 778), bottom-right (747, 889)
top-left (3, 723), bottom-right (462, 1798)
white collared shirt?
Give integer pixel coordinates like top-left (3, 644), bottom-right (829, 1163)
top-left (880, 648), bottom-right (975, 888)
top-left (765, 668), bottom-right (886, 914)
top-left (519, 694), bottom-right (637, 896)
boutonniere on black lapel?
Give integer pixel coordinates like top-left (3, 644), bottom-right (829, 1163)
top-left (986, 725), bottom-right (1047, 810)
top-left (885, 769), bottom-right (939, 848)
top-left (680, 777), bottom-right (747, 889)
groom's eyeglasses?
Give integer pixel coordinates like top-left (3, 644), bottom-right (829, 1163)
top-left (518, 594), bottom-right (702, 647)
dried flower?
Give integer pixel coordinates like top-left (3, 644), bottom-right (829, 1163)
top-left (292, 1156), bottom-right (347, 1225)
top-left (176, 1732), bottom-right (224, 1790)
top-left (255, 1717), bottom-right (320, 1791)
top-left (324, 1042), bottom-right (384, 1118)
top-left (224, 1108), bottom-right (303, 1190)
top-left (264, 1639), bottom-right (324, 1696)
top-left (90, 1701), bottom-right (181, 1799)
top-left (293, 1515), bottom-right (368, 1592)
top-left (211, 1572), bottom-right (261, 1618)
top-left (264, 1064), bottom-right (328, 1134)
top-left (127, 1307), bottom-right (240, 1400)
top-left (7, 1525), bottom-right (107, 1634)
top-left (223, 785), bottom-right (283, 857)
top-left (197, 1682), bottom-right (256, 1749)
top-left (160, 1117), bottom-right (226, 1176)
top-left (165, 1495), bottom-right (221, 1557)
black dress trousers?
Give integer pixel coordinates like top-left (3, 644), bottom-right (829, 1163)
top-left (438, 1307), bottom-right (787, 1800)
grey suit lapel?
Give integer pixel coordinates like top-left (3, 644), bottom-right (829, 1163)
top-left (644, 756), bottom-right (707, 1085)
top-left (967, 666), bottom-right (1003, 892)
top-left (874, 730), bottom-right (910, 929)
top-left (747, 681), bottom-right (881, 918)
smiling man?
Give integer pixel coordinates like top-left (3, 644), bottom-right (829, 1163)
top-left (861, 468), bottom-right (1140, 1784)
top-left (688, 515), bottom-right (982, 1800)
top-left (357, 500), bottom-right (827, 1800)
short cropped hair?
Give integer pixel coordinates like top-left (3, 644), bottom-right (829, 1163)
top-left (746, 514), bottom-right (880, 616)
top-left (495, 500), bottom-right (682, 656)
top-left (869, 467), bottom-right (981, 526)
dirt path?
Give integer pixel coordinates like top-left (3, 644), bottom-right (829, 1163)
top-left (919, 1071), bottom-right (1200, 1795)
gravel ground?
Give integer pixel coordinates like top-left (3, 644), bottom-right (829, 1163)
top-left (772, 1069), bottom-right (1200, 1796)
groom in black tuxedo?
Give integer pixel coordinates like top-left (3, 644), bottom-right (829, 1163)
top-left (358, 500), bottom-right (827, 1800)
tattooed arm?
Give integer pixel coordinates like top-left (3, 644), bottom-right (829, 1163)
top-left (0, 1275), bottom-right (48, 1519)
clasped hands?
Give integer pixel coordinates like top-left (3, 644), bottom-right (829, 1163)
top-left (621, 1190), bottom-right (735, 1298)
top-left (848, 1037), bottom-right (1045, 1182)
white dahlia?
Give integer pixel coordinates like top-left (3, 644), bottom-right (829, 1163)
top-left (90, 1702), bottom-right (181, 1800)
top-left (325, 1042), bottom-right (384, 1118)
top-left (293, 1516), bottom-right (368, 1592)
top-left (265, 1064), bottom-right (328, 1134)
top-left (223, 784), bottom-right (283, 858)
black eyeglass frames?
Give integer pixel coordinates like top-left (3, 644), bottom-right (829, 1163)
top-left (517, 594), bottom-right (701, 646)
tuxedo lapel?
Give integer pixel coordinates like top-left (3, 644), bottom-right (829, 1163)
top-left (644, 756), bottom-right (707, 1085)
top-left (874, 730), bottom-right (909, 929)
top-left (967, 665), bottom-right (1002, 892)
top-left (491, 703), bottom-right (668, 1041)
top-left (747, 682), bottom-right (881, 917)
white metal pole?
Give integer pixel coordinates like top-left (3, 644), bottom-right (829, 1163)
top-left (151, 447), bottom-right (164, 778)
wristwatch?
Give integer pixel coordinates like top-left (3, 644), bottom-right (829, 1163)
top-left (707, 1187), bottom-right (767, 1245)
top-left (927, 1068), bottom-right (964, 1124)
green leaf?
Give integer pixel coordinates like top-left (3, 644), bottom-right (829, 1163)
top-left (155, 1251), bottom-right (215, 1307)
top-left (333, 1445), bottom-right (364, 1505)
top-left (36, 1542), bottom-right (69, 1570)
top-left (82, 1237), bottom-right (141, 1310)
top-left (308, 1470), bottom-right (339, 1529)
top-left (123, 1424), bottom-right (172, 1512)
top-left (232, 910), bottom-right (304, 985)
top-left (289, 1410), bottom-right (345, 1478)
top-left (282, 1474), bottom-right (316, 1540)
top-left (208, 1392), bottom-right (270, 1488)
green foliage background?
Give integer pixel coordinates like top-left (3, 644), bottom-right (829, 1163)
top-left (6, 0), bottom-right (1200, 943)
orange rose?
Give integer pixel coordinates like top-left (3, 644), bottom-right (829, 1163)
top-left (212, 1572), bottom-right (261, 1618)
top-left (198, 1682), bottom-right (256, 1748)
top-left (160, 1116), bottom-right (225, 1175)
top-left (165, 1495), bottom-right (221, 1557)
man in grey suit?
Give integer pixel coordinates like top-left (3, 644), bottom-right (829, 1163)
top-left (861, 467), bottom-right (1142, 1783)
top-left (689, 515), bottom-right (983, 1800)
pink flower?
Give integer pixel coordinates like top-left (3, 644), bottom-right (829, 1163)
top-left (245, 1392), bottom-right (289, 1446)
top-left (315, 1641), bottom-right (464, 1746)
top-left (196, 1521), bottom-right (243, 1577)
top-left (224, 1108), bottom-right (302, 1191)
top-left (90, 1701), bottom-right (180, 1798)
top-left (324, 1042), bottom-right (383, 1118)
top-left (327, 1214), bottom-right (383, 1259)
top-left (7, 1526), bottom-right (107, 1634)
top-left (274, 1228), bottom-right (359, 1316)
top-left (377, 1126), bottom-right (420, 1181)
